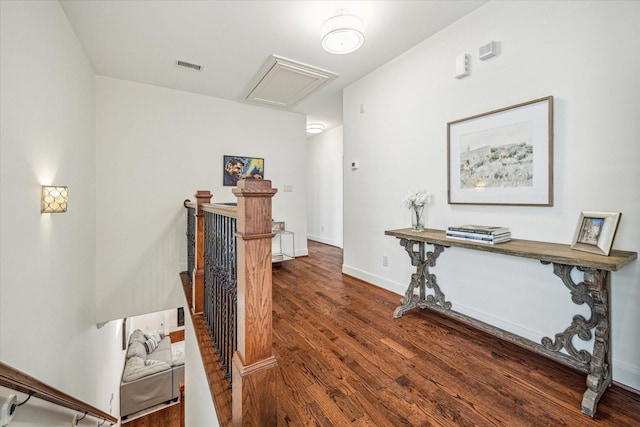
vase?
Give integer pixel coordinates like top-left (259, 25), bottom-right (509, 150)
top-left (411, 204), bottom-right (425, 231)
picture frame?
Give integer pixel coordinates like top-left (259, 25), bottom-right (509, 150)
top-left (570, 211), bottom-right (621, 256)
top-left (447, 96), bottom-right (553, 206)
top-left (223, 155), bottom-right (264, 186)
top-left (272, 221), bottom-right (285, 233)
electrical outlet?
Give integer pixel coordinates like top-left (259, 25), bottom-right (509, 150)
top-left (383, 256), bottom-right (388, 267)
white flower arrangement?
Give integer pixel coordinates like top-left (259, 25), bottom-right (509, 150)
top-left (403, 189), bottom-right (431, 209)
top-left (403, 189), bottom-right (432, 231)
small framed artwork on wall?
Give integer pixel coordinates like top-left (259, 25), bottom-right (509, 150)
top-left (223, 155), bottom-right (265, 186)
top-left (570, 211), bottom-right (621, 256)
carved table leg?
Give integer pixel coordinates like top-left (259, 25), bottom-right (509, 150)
top-left (582, 269), bottom-right (611, 417)
top-left (540, 263), bottom-right (611, 417)
top-left (393, 239), bottom-right (450, 318)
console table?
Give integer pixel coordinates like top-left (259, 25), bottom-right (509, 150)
top-left (385, 228), bottom-right (637, 417)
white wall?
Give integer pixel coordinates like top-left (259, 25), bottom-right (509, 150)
top-left (129, 307), bottom-right (180, 337)
top-left (184, 308), bottom-right (220, 427)
top-left (96, 320), bottom-right (126, 425)
top-left (306, 126), bottom-right (344, 248)
top-left (0, 0), bottom-right (103, 411)
top-left (343, 1), bottom-right (640, 388)
top-left (0, 388), bottom-right (96, 427)
top-left (95, 76), bottom-right (308, 323)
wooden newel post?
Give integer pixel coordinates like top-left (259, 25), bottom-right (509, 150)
top-left (231, 179), bottom-right (278, 426)
top-left (193, 190), bottom-right (212, 314)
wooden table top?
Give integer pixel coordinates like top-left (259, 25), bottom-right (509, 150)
top-left (385, 228), bottom-right (637, 272)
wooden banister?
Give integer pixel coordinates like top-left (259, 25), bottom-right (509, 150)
top-left (180, 381), bottom-right (185, 427)
top-left (183, 182), bottom-right (278, 425)
top-left (194, 190), bottom-right (213, 314)
top-left (0, 361), bottom-right (117, 425)
top-left (231, 179), bottom-right (278, 426)
top-left (202, 203), bottom-right (237, 218)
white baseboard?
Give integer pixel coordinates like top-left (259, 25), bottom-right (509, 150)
top-left (613, 360), bottom-right (640, 389)
top-left (308, 234), bottom-right (342, 248)
top-left (341, 264), bottom-right (406, 296)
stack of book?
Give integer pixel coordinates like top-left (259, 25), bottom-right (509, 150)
top-left (446, 224), bottom-right (511, 244)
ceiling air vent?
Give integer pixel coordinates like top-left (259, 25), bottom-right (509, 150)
top-left (176, 60), bottom-right (203, 71)
top-left (243, 55), bottom-right (338, 109)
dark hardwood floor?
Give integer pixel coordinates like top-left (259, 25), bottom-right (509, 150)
top-left (272, 240), bottom-right (640, 426)
top-left (122, 402), bottom-right (181, 427)
top-left (169, 240), bottom-right (639, 426)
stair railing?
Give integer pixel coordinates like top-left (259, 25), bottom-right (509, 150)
top-left (202, 202), bottom-right (237, 387)
top-left (183, 180), bottom-right (278, 426)
top-left (0, 361), bottom-right (117, 425)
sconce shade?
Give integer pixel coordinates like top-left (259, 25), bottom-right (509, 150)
top-left (306, 123), bottom-right (325, 134)
top-left (42, 186), bottom-right (68, 213)
top-left (321, 14), bottom-right (365, 54)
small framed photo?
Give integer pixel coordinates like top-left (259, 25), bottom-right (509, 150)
top-left (272, 221), bottom-right (285, 233)
top-left (570, 211), bottom-right (621, 256)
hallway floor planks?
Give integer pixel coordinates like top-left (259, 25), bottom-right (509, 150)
top-left (166, 240), bottom-right (639, 426)
top-left (272, 240), bottom-right (640, 426)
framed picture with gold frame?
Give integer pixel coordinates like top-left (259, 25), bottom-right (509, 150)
top-left (570, 211), bottom-right (621, 256)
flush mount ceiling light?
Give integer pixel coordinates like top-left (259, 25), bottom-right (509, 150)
top-left (321, 13), bottom-right (365, 54)
top-left (306, 123), bottom-right (325, 134)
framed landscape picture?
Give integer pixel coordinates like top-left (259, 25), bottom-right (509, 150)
top-left (447, 96), bottom-right (553, 206)
top-left (223, 155), bottom-right (264, 186)
top-left (570, 211), bottom-right (621, 256)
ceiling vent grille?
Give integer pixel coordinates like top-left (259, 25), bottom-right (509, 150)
top-left (176, 60), bottom-right (203, 71)
top-left (243, 55), bottom-right (338, 109)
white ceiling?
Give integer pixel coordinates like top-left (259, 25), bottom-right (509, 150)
top-left (60, 0), bottom-right (487, 132)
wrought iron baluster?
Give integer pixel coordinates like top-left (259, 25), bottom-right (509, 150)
top-left (221, 215), bottom-right (229, 371)
top-left (204, 211), bottom-right (215, 335)
top-left (186, 207), bottom-right (195, 283)
top-left (200, 209), bottom-right (239, 388)
top-left (214, 213), bottom-right (222, 354)
top-left (229, 217), bottom-right (237, 387)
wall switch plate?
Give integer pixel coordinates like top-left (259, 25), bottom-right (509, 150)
top-left (283, 185), bottom-right (293, 192)
top-left (455, 53), bottom-right (469, 78)
top-left (351, 160), bottom-right (359, 170)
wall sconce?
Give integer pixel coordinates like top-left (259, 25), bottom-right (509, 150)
top-left (41, 186), bottom-right (68, 213)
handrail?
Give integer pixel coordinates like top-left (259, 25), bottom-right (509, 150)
top-left (0, 361), bottom-right (117, 425)
top-left (202, 203), bottom-right (237, 218)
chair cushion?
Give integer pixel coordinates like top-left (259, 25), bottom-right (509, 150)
top-left (126, 341), bottom-right (147, 360)
top-left (122, 356), bottom-right (170, 382)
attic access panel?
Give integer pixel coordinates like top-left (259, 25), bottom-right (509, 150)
top-left (243, 55), bottom-right (338, 109)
